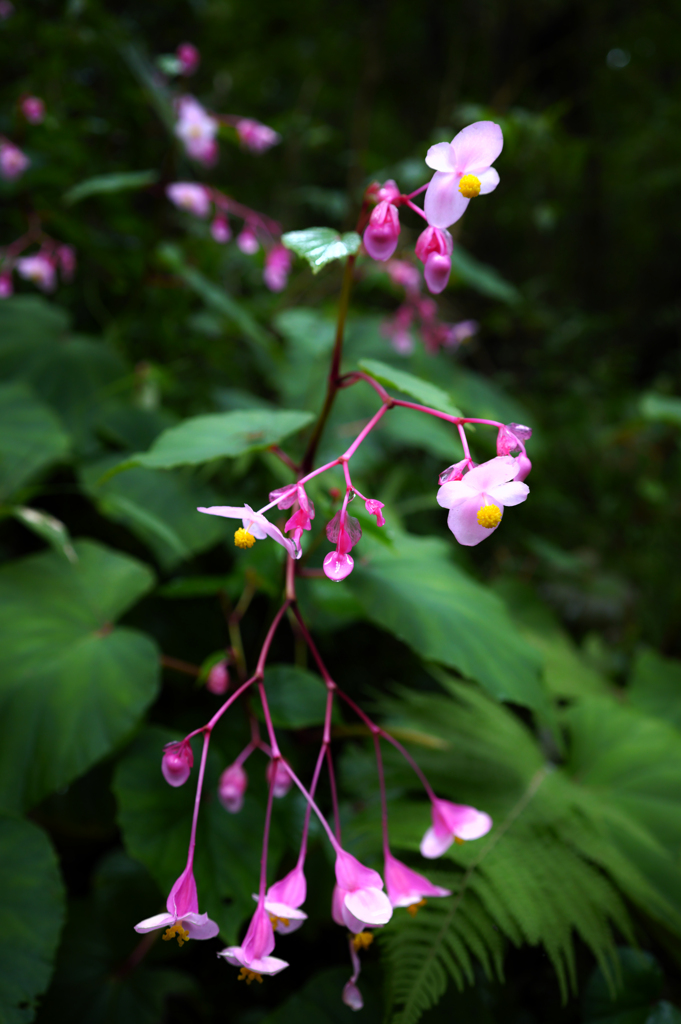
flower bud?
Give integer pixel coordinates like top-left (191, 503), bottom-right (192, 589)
top-left (219, 763), bottom-right (248, 813)
top-left (342, 981), bottom-right (364, 1011)
top-left (211, 214), bottom-right (231, 243)
top-left (424, 252), bottom-right (451, 294)
top-left (514, 454), bottom-right (532, 481)
top-left (267, 759), bottom-right (292, 798)
top-left (57, 245), bottom-right (76, 283)
top-left (177, 42), bottom-right (200, 76)
top-left (0, 140), bottom-right (29, 181)
top-left (263, 244), bottom-right (292, 292)
top-left (364, 499), bottom-right (385, 526)
top-left (237, 226), bottom-right (259, 254)
top-left (0, 272), bottom-right (13, 299)
top-left (206, 659), bottom-right (230, 695)
top-left (20, 96), bottom-right (45, 124)
top-left (323, 551), bottom-right (354, 582)
top-left (162, 742), bottom-right (193, 787)
top-left (363, 201), bottom-right (400, 262)
top-left (236, 118), bottom-right (281, 154)
top-left (166, 182), bottom-right (211, 218)
top-left (496, 422), bottom-right (533, 456)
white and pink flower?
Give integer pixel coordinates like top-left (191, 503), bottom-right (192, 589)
top-left (197, 503), bottom-right (302, 559)
top-left (384, 852), bottom-right (451, 910)
top-left (135, 864), bottom-right (219, 943)
top-left (166, 182), bottom-right (211, 218)
top-left (218, 903), bottom-right (288, 979)
top-left (16, 253), bottom-right (56, 292)
top-left (333, 849), bottom-right (393, 931)
top-left (420, 799), bottom-right (493, 859)
top-left (436, 455), bottom-right (529, 546)
top-left (424, 121), bottom-right (503, 229)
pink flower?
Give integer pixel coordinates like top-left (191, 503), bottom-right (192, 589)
top-left (364, 201), bottom-right (401, 262)
top-left (56, 245), bottom-right (76, 283)
top-left (443, 319), bottom-right (478, 348)
top-left (134, 864), bottom-right (219, 943)
top-left (210, 214), bottom-right (231, 243)
top-left (218, 903), bottom-right (288, 980)
top-left (415, 225), bottom-right (453, 295)
top-left (333, 850), bottom-right (393, 931)
top-left (166, 182), bottom-right (211, 218)
top-left (198, 503), bottom-right (302, 559)
top-left (161, 740), bottom-right (193, 787)
top-left (263, 244), bottom-right (292, 292)
top-left (496, 422), bottom-right (532, 456)
top-left (276, 484), bottom-right (315, 549)
top-left (0, 140), bottom-right (29, 180)
top-left (424, 121), bottom-right (503, 229)
top-left (266, 758), bottom-right (292, 798)
top-left (323, 509), bottom-right (362, 582)
top-left (420, 799), bottom-right (493, 859)
top-left (0, 272), bottom-right (13, 298)
top-left (236, 226), bottom-right (259, 254)
top-left (177, 42), bottom-right (200, 76)
top-left (236, 118), bottom-right (281, 154)
top-left (218, 763), bottom-right (248, 813)
top-left (20, 96), bottom-right (45, 124)
top-left (514, 454), bottom-right (532, 481)
top-left (257, 865), bottom-right (308, 935)
top-left (206, 659), bottom-right (230, 695)
top-left (384, 852), bottom-right (451, 910)
top-left (436, 455), bottom-right (529, 546)
top-left (174, 96), bottom-right (218, 165)
top-left (16, 254), bottom-right (56, 293)
top-left (385, 259), bottom-right (421, 292)
top-left (364, 498), bottom-right (385, 526)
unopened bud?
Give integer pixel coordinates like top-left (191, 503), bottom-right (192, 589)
top-left (219, 763), bottom-right (248, 813)
top-left (342, 981), bottom-right (364, 1011)
top-left (0, 272), bottom-right (13, 299)
top-left (323, 550), bottom-right (354, 582)
top-left (20, 96), bottom-right (45, 124)
top-left (424, 252), bottom-right (451, 294)
top-left (497, 422), bottom-right (533, 456)
top-left (267, 759), bottom-right (292, 798)
top-left (162, 742), bottom-right (193, 787)
top-left (206, 659), bottom-right (230, 695)
top-left (211, 214), bottom-right (231, 243)
top-left (177, 42), bottom-right (200, 76)
top-left (514, 454), bottom-right (532, 481)
top-left (237, 226), bottom-right (259, 254)
top-left (363, 201), bottom-right (400, 262)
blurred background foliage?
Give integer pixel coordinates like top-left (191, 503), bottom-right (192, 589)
top-left (1, 0), bottom-right (681, 1022)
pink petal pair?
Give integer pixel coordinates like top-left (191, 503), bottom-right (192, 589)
top-left (384, 852), bottom-right (451, 908)
top-left (219, 903), bottom-right (288, 976)
top-left (420, 799), bottom-right (493, 859)
top-left (333, 850), bottom-right (393, 931)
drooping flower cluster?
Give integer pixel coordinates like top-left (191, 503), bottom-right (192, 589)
top-left (379, 258), bottom-right (478, 354)
top-left (0, 219), bottom-right (76, 299)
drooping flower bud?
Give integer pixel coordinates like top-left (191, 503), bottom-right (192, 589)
top-left (177, 42), bottom-right (200, 76)
top-left (424, 253), bottom-right (451, 295)
top-left (56, 245), bottom-right (76, 283)
top-left (514, 454), bottom-right (532, 482)
top-left (0, 139), bottom-right (29, 180)
top-left (263, 244), bottom-right (292, 292)
top-left (0, 271), bottom-right (13, 299)
top-left (363, 201), bottom-right (400, 262)
top-left (235, 118), bottom-right (281, 154)
top-left (266, 759), bottom-right (292, 798)
top-left (20, 96), bottom-right (45, 124)
top-left (166, 182), bottom-right (211, 218)
top-left (162, 741), bottom-right (194, 787)
top-left (324, 509), bottom-right (362, 582)
top-left (343, 981), bottom-right (364, 1011)
top-left (219, 763), bottom-right (248, 813)
top-left (323, 551), bottom-right (354, 582)
top-left (415, 226), bottom-right (454, 295)
top-left (211, 214), bottom-right (232, 243)
top-left (206, 659), bottom-right (230, 695)
top-left (237, 226), bottom-right (259, 254)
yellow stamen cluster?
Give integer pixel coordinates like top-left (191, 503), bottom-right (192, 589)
top-left (458, 173), bottom-right (481, 198)
top-left (476, 503), bottom-right (502, 529)
top-left (162, 922), bottom-right (190, 946)
top-left (406, 899), bottom-right (427, 917)
top-left (269, 914), bottom-right (290, 930)
top-left (351, 931), bottom-right (374, 951)
top-left (454, 836), bottom-right (466, 846)
top-left (234, 527), bottom-right (256, 549)
top-left (238, 967), bottom-right (263, 985)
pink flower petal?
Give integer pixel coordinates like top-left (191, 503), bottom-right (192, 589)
top-left (424, 171), bottom-right (470, 228)
top-left (262, 900), bottom-right (307, 934)
top-left (419, 827), bottom-right (453, 859)
top-left (267, 864), bottom-right (307, 908)
top-left (436, 480), bottom-right (477, 509)
top-left (447, 496), bottom-right (499, 546)
top-left (242, 904), bottom-right (275, 961)
top-left (335, 850), bottom-right (383, 892)
top-left (451, 121), bottom-right (503, 174)
top-left (384, 853), bottom-right (451, 906)
top-left (183, 911), bottom-right (220, 939)
top-left (134, 911), bottom-right (174, 933)
top-left (425, 141), bottom-right (457, 173)
top-left (463, 455), bottom-right (519, 492)
top-left (332, 885), bottom-right (349, 927)
top-left (343, 887), bottom-right (393, 928)
top-left (167, 865), bottom-right (198, 918)
top-left (487, 481), bottom-right (529, 507)
top-left (477, 167), bottom-right (500, 194)
top-left (434, 800), bottom-right (493, 841)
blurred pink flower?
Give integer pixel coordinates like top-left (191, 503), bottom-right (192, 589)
top-left (210, 214), bottom-right (231, 243)
top-left (177, 42), bottom-right (200, 76)
top-left (266, 758), bottom-right (292, 798)
top-left (218, 763), bottom-right (248, 813)
top-left (263, 244), bottom-right (292, 292)
top-left (162, 740), bottom-right (193, 787)
top-left (174, 96), bottom-right (218, 165)
top-left (333, 850), bottom-right (393, 931)
top-left (424, 120), bottom-right (503, 229)
top-left (420, 799), bottom-right (493, 858)
top-left (0, 271), bottom-right (13, 298)
top-left (236, 226), bottom-right (259, 254)
top-left (364, 200), bottom-right (400, 262)
top-left (0, 139), bottom-right (29, 180)
top-left (16, 253), bottom-right (56, 292)
top-left (236, 118), bottom-right (281, 154)
top-left (219, 903), bottom-right (288, 980)
top-left (206, 659), bottom-right (230, 695)
top-left (56, 244), bottom-right (76, 282)
top-left (135, 864), bottom-right (219, 943)
top-left (20, 96), bottom-right (45, 124)
top-left (384, 852), bottom-right (451, 910)
top-left (166, 182), bottom-right (211, 218)
top-left (436, 455), bottom-right (529, 546)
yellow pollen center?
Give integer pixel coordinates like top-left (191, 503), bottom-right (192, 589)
top-left (269, 914), bottom-right (290, 930)
top-left (234, 527), bottom-right (256, 549)
top-left (238, 967), bottom-right (263, 985)
top-left (458, 174), bottom-right (481, 198)
top-left (454, 836), bottom-right (466, 846)
top-left (476, 503), bottom-right (502, 529)
top-left (162, 922), bottom-right (190, 946)
top-left (406, 899), bottom-right (427, 917)
top-left (351, 931), bottom-right (374, 951)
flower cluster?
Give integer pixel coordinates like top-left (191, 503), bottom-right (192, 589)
top-left (0, 221), bottom-right (75, 299)
top-left (361, 121), bottom-right (503, 296)
top-left (380, 259), bottom-right (478, 354)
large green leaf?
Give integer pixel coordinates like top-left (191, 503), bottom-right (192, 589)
top-left (0, 298), bottom-right (68, 380)
top-left (628, 648), bottom-right (681, 730)
top-left (359, 358), bottom-right (461, 416)
top-left (347, 528), bottom-right (545, 708)
top-left (450, 245), bottom-right (520, 303)
top-left (63, 170), bottom-right (158, 205)
top-left (260, 967), bottom-right (381, 1023)
top-left (0, 541), bottom-right (159, 812)
top-left (0, 384), bottom-right (70, 501)
top-left (282, 227), bottom-right (361, 274)
top-left (0, 816), bottom-right (65, 1024)
top-left (111, 408), bottom-right (314, 473)
top-left (583, 948), bottom-right (681, 1024)
top-left (261, 664), bottom-right (335, 729)
top-left (113, 727), bottom-right (281, 942)
top-left (640, 392), bottom-right (681, 426)
top-left (81, 456), bottom-right (229, 569)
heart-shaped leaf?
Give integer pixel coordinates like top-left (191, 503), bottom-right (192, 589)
top-left (282, 227), bottom-right (361, 274)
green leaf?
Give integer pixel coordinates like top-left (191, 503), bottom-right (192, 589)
top-left (110, 408), bottom-right (314, 473)
top-left (450, 245), bottom-right (520, 303)
top-left (113, 727), bottom-right (281, 942)
top-left (640, 393), bottom-right (681, 426)
top-left (628, 648), bottom-right (681, 730)
top-left (260, 966), bottom-right (381, 1023)
top-left (62, 170), bottom-right (158, 205)
top-left (583, 948), bottom-right (666, 1024)
top-left (158, 243), bottom-right (273, 350)
top-left (0, 540), bottom-right (160, 812)
top-left (0, 815), bottom-right (65, 1024)
top-left (81, 456), bottom-right (229, 569)
top-left (11, 507), bottom-right (77, 563)
top-left (358, 358), bottom-right (462, 416)
top-left (282, 227), bottom-right (361, 274)
top-left (0, 384), bottom-right (70, 501)
top-left (260, 664), bottom-right (336, 729)
top-left (347, 529), bottom-right (545, 708)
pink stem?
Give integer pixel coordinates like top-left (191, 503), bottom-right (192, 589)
top-left (326, 746), bottom-right (342, 842)
top-left (341, 403), bottom-right (389, 460)
top-left (258, 767), bottom-right (276, 901)
top-left (297, 457), bottom-right (342, 490)
top-left (258, 681), bottom-right (280, 758)
top-left (291, 605), bottom-right (336, 686)
top-left (297, 741), bottom-right (327, 864)
top-left (457, 423), bottom-right (472, 462)
top-left (339, 371), bottom-right (391, 403)
top-left (404, 199), bottom-right (428, 220)
top-left (233, 740), bottom-right (256, 769)
top-left (185, 730), bottom-right (211, 870)
top-left (404, 183), bottom-right (428, 200)
top-left (373, 733), bottom-right (391, 859)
